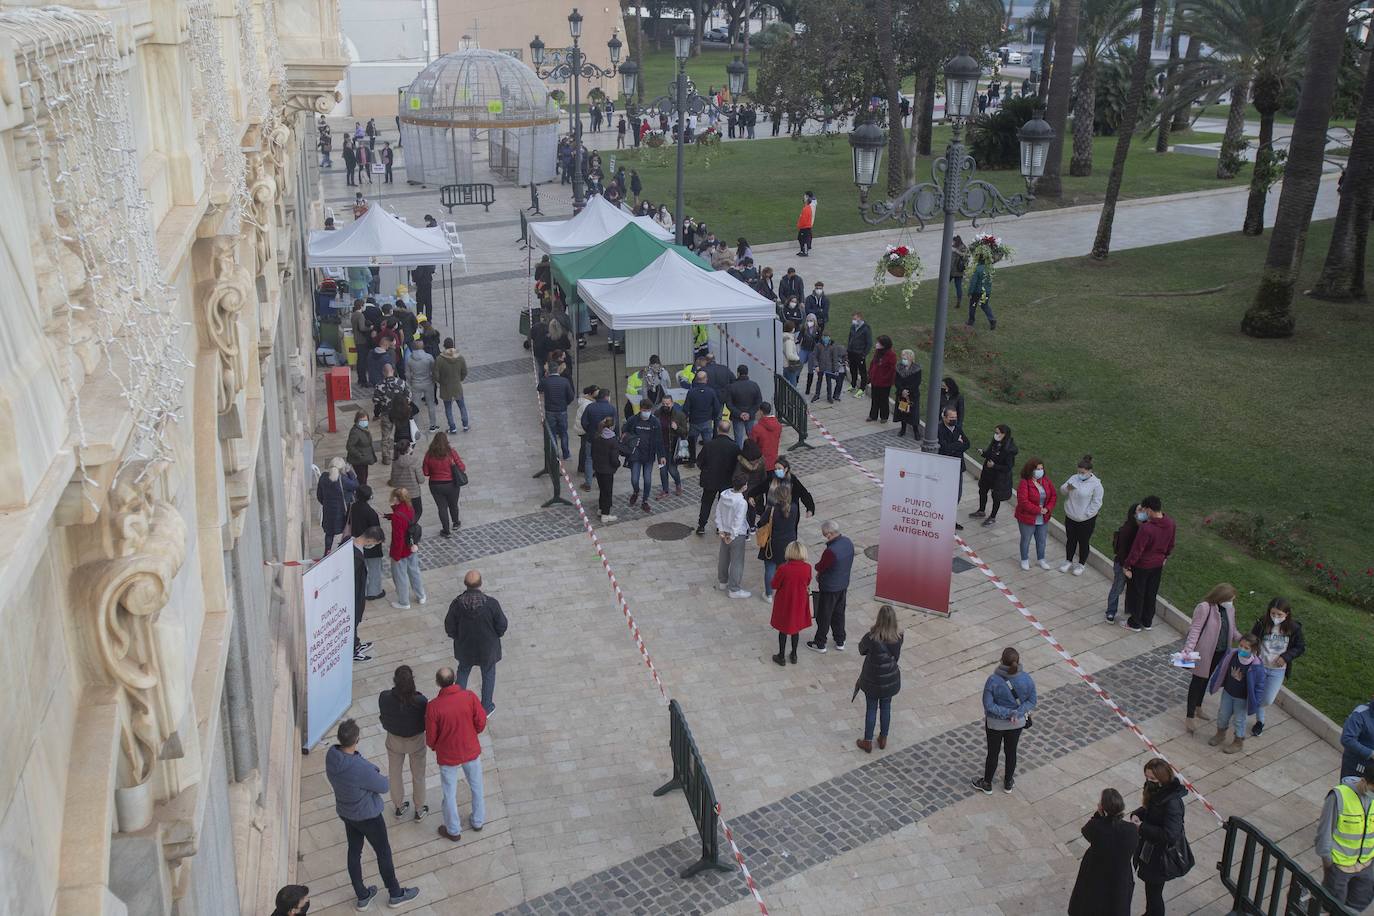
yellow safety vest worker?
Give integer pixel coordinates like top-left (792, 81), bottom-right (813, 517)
top-left (1331, 783), bottom-right (1374, 867)
top-left (677, 364), bottom-right (695, 386)
top-left (626, 370), bottom-right (644, 397)
top-left (693, 324), bottom-right (709, 349)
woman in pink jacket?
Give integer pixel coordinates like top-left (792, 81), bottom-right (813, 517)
top-left (1181, 583), bottom-right (1241, 733)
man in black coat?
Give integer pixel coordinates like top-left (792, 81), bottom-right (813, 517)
top-left (443, 570), bottom-right (509, 714)
top-left (694, 420), bottom-right (739, 535)
top-left (937, 407), bottom-right (970, 530)
top-left (352, 527), bottom-right (384, 661)
top-left (778, 267), bottom-right (804, 303)
top-left (701, 352), bottom-right (734, 407)
top-left (410, 265), bottom-right (434, 320)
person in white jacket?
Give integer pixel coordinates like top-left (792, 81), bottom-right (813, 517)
top-left (1059, 455), bottom-right (1104, 575)
top-left (714, 473), bottom-right (752, 598)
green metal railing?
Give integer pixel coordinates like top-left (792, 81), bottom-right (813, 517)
top-left (652, 700), bottom-right (733, 879)
top-left (1218, 816), bottom-right (1355, 915)
top-left (773, 373), bottom-right (813, 451)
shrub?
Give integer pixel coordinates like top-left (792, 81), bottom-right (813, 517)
top-left (1208, 510), bottom-right (1374, 612)
top-left (967, 96), bottom-right (1039, 169)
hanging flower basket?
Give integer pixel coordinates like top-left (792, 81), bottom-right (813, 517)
top-left (969, 233), bottom-right (1014, 266)
top-left (644, 132), bottom-right (665, 148)
top-left (872, 245), bottom-right (923, 308)
top-left (697, 128), bottom-right (722, 147)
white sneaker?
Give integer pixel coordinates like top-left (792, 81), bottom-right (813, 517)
top-left (715, 582), bottom-right (728, 591)
top-left (600, 514), bottom-right (618, 523)
top-left (1019, 559), bottom-right (1030, 571)
top-left (1072, 563), bottom-right (1085, 576)
top-left (390, 601), bottom-right (411, 610)
top-left (418, 594), bottom-right (428, 605)
top-left (1037, 559), bottom-right (1052, 570)
top-left (728, 589), bottom-right (752, 599)
top-left (1058, 561), bottom-right (1072, 573)
top-left (760, 592), bottom-right (773, 603)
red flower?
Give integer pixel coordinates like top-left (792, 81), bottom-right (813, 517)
top-left (1305, 559), bottom-right (1314, 567)
top-left (1203, 516), bottom-right (1214, 526)
top-left (1266, 539), bottom-right (1276, 546)
top-left (1316, 563), bottom-right (1324, 570)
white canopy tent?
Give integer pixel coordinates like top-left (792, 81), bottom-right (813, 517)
top-left (307, 205), bottom-right (455, 268)
top-left (577, 250), bottom-right (784, 401)
top-left (529, 194), bottom-right (673, 255)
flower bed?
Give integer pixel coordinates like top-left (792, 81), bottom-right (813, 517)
top-left (1207, 511), bottom-right (1374, 612)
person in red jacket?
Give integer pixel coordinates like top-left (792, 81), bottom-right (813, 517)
top-left (1013, 458), bottom-right (1057, 571)
top-left (866, 335), bottom-right (898, 423)
top-left (425, 667), bottom-right (487, 842)
top-left (795, 191), bottom-right (816, 257)
top-left (1123, 495), bottom-right (1177, 632)
top-left (769, 541), bottom-right (813, 666)
top-left (385, 488), bottom-right (427, 609)
top-left (421, 432), bottom-right (466, 537)
top-left (747, 402), bottom-right (783, 470)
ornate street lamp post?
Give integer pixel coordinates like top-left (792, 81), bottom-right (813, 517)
top-left (849, 52), bottom-right (1053, 454)
top-left (530, 9), bottom-right (624, 211)
top-left (672, 27), bottom-right (691, 244)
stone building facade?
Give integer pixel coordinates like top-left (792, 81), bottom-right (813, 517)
top-left (0, 0), bottom-right (345, 913)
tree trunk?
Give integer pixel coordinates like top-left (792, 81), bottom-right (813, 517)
top-left (1242, 109), bottom-right (1276, 235)
top-left (1217, 81), bottom-right (1249, 179)
top-left (1038, 1), bottom-right (1055, 103)
top-left (918, 67), bottom-right (936, 156)
top-left (692, 0), bottom-right (704, 56)
top-left (634, 8), bottom-right (645, 105)
top-left (1038, 0), bottom-right (1081, 198)
top-left (1156, 13), bottom-right (1181, 152)
top-left (1313, 36), bottom-right (1374, 300)
top-left (741, 16), bottom-right (750, 93)
top-left (1171, 31), bottom-right (1201, 131)
top-left (1070, 59), bottom-right (1097, 176)
top-left (908, 67), bottom-right (926, 182)
top-left (1243, 0), bottom-right (1349, 338)
top-left (876, 0), bottom-right (905, 197)
top-left (1090, 0), bottom-right (1157, 259)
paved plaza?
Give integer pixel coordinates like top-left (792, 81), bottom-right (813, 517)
top-left (297, 130), bottom-right (1347, 914)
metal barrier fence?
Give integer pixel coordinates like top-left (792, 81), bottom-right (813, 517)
top-left (531, 366), bottom-right (573, 507)
top-left (653, 699), bottom-right (733, 879)
top-left (772, 373), bottom-right (813, 451)
top-left (1218, 816), bottom-right (1355, 916)
top-left (518, 209), bottom-right (530, 249)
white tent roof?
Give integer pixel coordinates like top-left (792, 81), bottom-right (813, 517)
top-left (576, 250), bottom-right (777, 330)
top-left (307, 205), bottom-right (454, 268)
top-left (529, 194), bottom-right (673, 254)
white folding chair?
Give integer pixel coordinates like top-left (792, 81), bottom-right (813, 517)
top-left (324, 206), bottom-right (335, 221)
top-left (442, 221), bottom-right (467, 274)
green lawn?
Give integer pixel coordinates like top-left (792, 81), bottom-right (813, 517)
top-left (830, 221), bottom-right (1373, 725)
top-left (1195, 102), bottom-right (1356, 130)
top-left (613, 128), bottom-right (1240, 245)
top-left (623, 45), bottom-right (756, 105)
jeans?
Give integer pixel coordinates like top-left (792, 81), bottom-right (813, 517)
top-left (1217, 690), bottom-right (1249, 737)
top-left (1106, 560), bottom-right (1127, 617)
top-left (825, 372), bottom-right (843, 400)
top-left (783, 364), bottom-right (801, 387)
top-left (763, 559), bottom-right (779, 597)
top-left (579, 436), bottom-right (593, 487)
top-left (658, 459), bottom-right (681, 491)
top-left (688, 420), bottom-right (713, 462)
top-left (546, 412), bottom-right (570, 459)
top-left (629, 460), bottom-right (654, 498)
top-left (1064, 516), bottom-right (1097, 563)
top-left (390, 554), bottom-right (425, 606)
top-left (1017, 521), bottom-right (1047, 562)
top-left (732, 417), bottom-right (757, 448)
top-left (717, 535), bottom-right (746, 591)
top-left (950, 275), bottom-right (964, 305)
top-left (443, 397), bottom-right (470, 432)
top-left (342, 814), bottom-right (402, 900)
top-left (596, 471), bottom-right (616, 515)
top-left (411, 385), bottom-right (437, 428)
top-left (967, 295), bottom-right (996, 327)
top-left (439, 758), bottom-right (485, 835)
top-left (864, 695), bottom-right (892, 741)
top-left (429, 481), bottom-right (461, 533)
top-left (813, 590), bottom-right (847, 647)
top-left (364, 556), bottom-right (383, 596)
top-left (983, 726), bottom-right (1022, 782)
top-left (324, 529), bottom-right (340, 553)
top-left (1256, 665), bottom-right (1285, 723)
top-left (457, 661), bottom-right (497, 713)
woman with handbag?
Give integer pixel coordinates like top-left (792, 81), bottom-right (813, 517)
top-left (1181, 583), bottom-right (1242, 733)
top-left (1068, 787), bottom-right (1137, 915)
top-left (973, 647), bottom-right (1037, 794)
top-left (316, 457), bottom-right (358, 553)
top-left (854, 605), bottom-right (903, 753)
top-left (769, 542), bottom-right (812, 667)
top-left (1132, 758), bottom-right (1192, 915)
top-left (421, 432), bottom-right (467, 537)
top-left (757, 481), bottom-right (800, 601)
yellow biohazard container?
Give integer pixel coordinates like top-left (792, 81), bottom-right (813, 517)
top-left (342, 328), bottom-right (357, 366)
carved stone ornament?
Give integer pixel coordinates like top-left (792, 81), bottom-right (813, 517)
top-left (283, 89), bottom-right (340, 116)
top-left (199, 236), bottom-right (253, 415)
top-left (248, 156), bottom-right (279, 273)
top-left (76, 464), bottom-right (188, 788)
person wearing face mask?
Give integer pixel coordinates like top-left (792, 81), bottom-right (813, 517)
top-left (1123, 496), bottom-right (1177, 632)
top-left (623, 398), bottom-right (668, 513)
top-left (973, 647), bottom-right (1037, 793)
top-left (1013, 458), bottom-right (1057, 569)
top-left (1106, 502), bottom-right (1141, 623)
top-left (845, 313), bottom-right (873, 397)
top-left (1247, 597), bottom-right (1306, 736)
top-left (781, 321), bottom-right (803, 387)
top-left (346, 411), bottom-right (378, 486)
top-left (1131, 758), bottom-right (1191, 915)
top-left (937, 408), bottom-right (971, 530)
top-left (271, 884), bottom-right (311, 916)
top-left (1206, 633), bottom-right (1269, 753)
top-left (780, 296), bottom-right (804, 327)
top-left (1058, 455), bottom-right (1105, 575)
top-left (799, 314), bottom-right (822, 393)
top-left (866, 335), bottom-right (898, 422)
top-left (796, 191), bottom-right (816, 257)
top-left (747, 456), bottom-right (816, 518)
top-left (893, 349), bottom-right (922, 437)
top-left (756, 478), bottom-right (801, 601)
top-left (804, 282), bottom-right (830, 329)
top-left (591, 416), bottom-right (621, 523)
top-left (1180, 583), bottom-right (1242, 734)
top-left (779, 267), bottom-right (804, 303)
top-left (1068, 788), bottom-right (1137, 916)
top-left (727, 365), bottom-right (764, 447)
top-left (655, 395), bottom-right (689, 498)
top-left (971, 424), bottom-right (1017, 526)
top-left (939, 376), bottom-right (965, 424)
top-left (813, 333), bottom-right (846, 403)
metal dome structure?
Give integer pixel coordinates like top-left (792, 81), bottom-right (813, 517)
top-left (399, 48), bottom-right (559, 186)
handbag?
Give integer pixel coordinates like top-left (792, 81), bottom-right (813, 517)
top-left (755, 505), bottom-right (774, 553)
top-left (450, 461), bottom-right (468, 487)
top-left (1138, 835), bottom-right (1195, 881)
top-left (1003, 677), bottom-right (1034, 729)
top-left (676, 438), bottom-right (690, 461)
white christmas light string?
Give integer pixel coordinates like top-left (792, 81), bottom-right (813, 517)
top-left (186, 0), bottom-right (249, 229)
top-left (0, 8), bottom-right (191, 490)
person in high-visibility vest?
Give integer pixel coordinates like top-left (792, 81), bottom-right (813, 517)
top-left (1317, 762), bottom-right (1374, 909)
top-left (676, 364), bottom-right (695, 386)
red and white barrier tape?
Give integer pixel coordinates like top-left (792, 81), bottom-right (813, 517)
top-left (716, 803), bottom-right (770, 915)
top-left (716, 327), bottom-right (1225, 826)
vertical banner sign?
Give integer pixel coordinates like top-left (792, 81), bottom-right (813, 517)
top-left (303, 543), bottom-right (355, 748)
top-left (874, 448), bottom-right (960, 616)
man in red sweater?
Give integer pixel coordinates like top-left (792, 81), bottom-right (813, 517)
top-left (1123, 495), bottom-right (1176, 632)
top-left (425, 667), bottom-right (487, 841)
top-left (747, 402), bottom-right (783, 471)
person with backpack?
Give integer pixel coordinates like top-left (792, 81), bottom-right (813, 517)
top-left (973, 647), bottom-right (1037, 794)
top-left (349, 485), bottom-right (386, 600)
top-left (1107, 502), bottom-right (1141, 622)
top-left (854, 605), bottom-right (904, 753)
top-left (385, 487), bottom-right (426, 609)
top-left (1131, 758), bottom-right (1193, 915)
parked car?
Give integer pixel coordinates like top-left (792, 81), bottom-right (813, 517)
top-left (998, 46), bottom-right (1024, 65)
top-left (705, 26), bottom-right (729, 42)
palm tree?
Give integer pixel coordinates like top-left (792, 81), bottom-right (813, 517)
top-left (1038, 0), bottom-right (1083, 197)
top-left (1242, 0), bottom-right (1350, 337)
top-left (1312, 40), bottom-right (1374, 300)
top-left (1090, 0), bottom-right (1157, 258)
top-left (1155, 0), bottom-right (1181, 152)
top-left (1069, 0), bottom-right (1139, 176)
top-left (1173, 0), bottom-right (1308, 228)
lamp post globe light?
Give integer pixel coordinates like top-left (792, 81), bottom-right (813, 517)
top-left (848, 52), bottom-right (1053, 455)
top-left (530, 9), bottom-right (625, 212)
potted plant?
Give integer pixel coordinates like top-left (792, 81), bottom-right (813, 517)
top-left (872, 244), bottom-right (923, 306)
top-left (967, 233), bottom-right (1013, 315)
